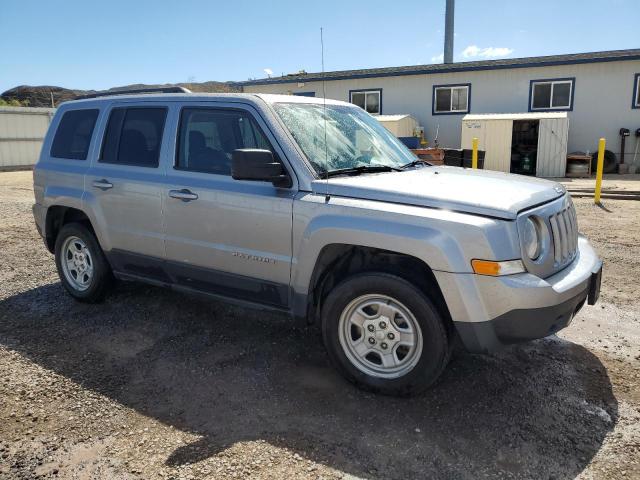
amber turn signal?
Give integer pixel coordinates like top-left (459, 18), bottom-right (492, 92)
top-left (471, 259), bottom-right (525, 276)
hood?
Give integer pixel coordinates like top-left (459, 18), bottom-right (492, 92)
top-left (311, 166), bottom-right (565, 219)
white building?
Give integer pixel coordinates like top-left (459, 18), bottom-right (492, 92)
top-left (242, 49), bottom-right (640, 166)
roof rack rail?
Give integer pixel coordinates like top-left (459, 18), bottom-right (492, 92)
top-left (76, 86), bottom-right (192, 100)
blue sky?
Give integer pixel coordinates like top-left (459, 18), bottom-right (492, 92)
top-left (1, 0), bottom-right (637, 93)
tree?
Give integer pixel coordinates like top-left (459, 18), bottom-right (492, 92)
top-left (0, 98), bottom-right (26, 107)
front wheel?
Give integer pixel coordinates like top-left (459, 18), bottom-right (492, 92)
top-left (322, 273), bottom-right (450, 396)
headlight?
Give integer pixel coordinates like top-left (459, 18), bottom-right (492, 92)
top-left (522, 216), bottom-right (542, 260)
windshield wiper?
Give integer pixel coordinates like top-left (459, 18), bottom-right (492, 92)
top-left (400, 159), bottom-right (432, 169)
top-left (326, 165), bottom-right (402, 177)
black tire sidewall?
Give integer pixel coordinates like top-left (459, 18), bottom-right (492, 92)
top-left (322, 273), bottom-right (449, 395)
top-left (54, 223), bottom-right (111, 302)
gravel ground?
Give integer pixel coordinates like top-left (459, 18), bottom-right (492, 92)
top-left (0, 170), bottom-right (639, 480)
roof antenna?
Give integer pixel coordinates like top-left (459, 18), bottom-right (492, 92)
top-left (321, 27), bottom-right (330, 203)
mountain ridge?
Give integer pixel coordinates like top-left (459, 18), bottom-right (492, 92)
top-left (1, 81), bottom-right (242, 108)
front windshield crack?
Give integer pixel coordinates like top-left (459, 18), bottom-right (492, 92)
top-left (273, 102), bottom-right (418, 176)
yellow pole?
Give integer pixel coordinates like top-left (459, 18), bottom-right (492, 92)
top-left (472, 137), bottom-right (479, 169)
top-left (594, 138), bottom-right (606, 204)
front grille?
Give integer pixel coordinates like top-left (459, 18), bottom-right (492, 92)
top-left (549, 200), bottom-right (578, 267)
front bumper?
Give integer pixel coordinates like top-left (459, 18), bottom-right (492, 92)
top-left (434, 235), bottom-right (602, 353)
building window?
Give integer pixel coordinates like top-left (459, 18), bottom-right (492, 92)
top-left (349, 89), bottom-right (382, 115)
top-left (293, 91), bottom-right (315, 97)
top-left (529, 78), bottom-right (575, 111)
top-left (633, 74), bottom-right (640, 109)
top-left (432, 84), bottom-right (470, 114)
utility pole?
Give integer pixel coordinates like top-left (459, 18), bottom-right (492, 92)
top-left (444, 0), bottom-right (455, 64)
top-left (50, 91), bottom-right (55, 108)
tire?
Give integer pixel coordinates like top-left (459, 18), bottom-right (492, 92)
top-left (591, 149), bottom-right (617, 174)
top-left (54, 222), bottom-right (113, 303)
top-left (321, 272), bottom-right (451, 396)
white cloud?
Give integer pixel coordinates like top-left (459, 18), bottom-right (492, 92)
top-left (461, 45), bottom-right (514, 59)
top-left (431, 53), bottom-right (444, 63)
top-left (263, 68), bottom-right (273, 76)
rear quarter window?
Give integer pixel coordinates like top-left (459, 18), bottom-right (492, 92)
top-left (50, 109), bottom-right (99, 160)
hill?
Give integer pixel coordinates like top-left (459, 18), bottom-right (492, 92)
top-left (1, 81), bottom-right (241, 108)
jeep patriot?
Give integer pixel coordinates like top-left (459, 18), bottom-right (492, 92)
top-left (32, 89), bottom-right (603, 395)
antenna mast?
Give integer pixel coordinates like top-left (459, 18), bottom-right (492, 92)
top-left (321, 27), bottom-right (330, 202)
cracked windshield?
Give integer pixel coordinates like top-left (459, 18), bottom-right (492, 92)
top-left (273, 102), bottom-right (416, 175)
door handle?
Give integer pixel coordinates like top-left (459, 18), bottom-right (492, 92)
top-left (92, 179), bottom-right (113, 190)
top-left (169, 189), bottom-right (199, 202)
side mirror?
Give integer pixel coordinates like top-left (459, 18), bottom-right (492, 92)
top-left (231, 149), bottom-right (291, 188)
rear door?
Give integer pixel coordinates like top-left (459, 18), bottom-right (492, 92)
top-left (162, 102), bottom-right (295, 308)
top-left (85, 103), bottom-right (170, 279)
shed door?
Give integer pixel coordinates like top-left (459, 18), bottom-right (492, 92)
top-left (461, 120), bottom-right (483, 151)
top-left (536, 117), bottom-right (569, 177)
top-left (461, 120), bottom-right (512, 173)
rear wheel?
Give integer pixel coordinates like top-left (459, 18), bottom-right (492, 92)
top-left (322, 273), bottom-right (450, 396)
top-left (54, 223), bottom-right (113, 303)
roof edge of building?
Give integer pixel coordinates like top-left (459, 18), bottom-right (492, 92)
top-left (241, 49), bottom-right (640, 86)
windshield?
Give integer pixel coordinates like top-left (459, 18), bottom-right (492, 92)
top-left (273, 102), bottom-right (417, 175)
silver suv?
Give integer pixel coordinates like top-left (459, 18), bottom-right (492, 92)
top-left (32, 89), bottom-right (603, 395)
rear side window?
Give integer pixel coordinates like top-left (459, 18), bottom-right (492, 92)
top-left (176, 108), bottom-right (274, 175)
top-left (100, 107), bottom-right (167, 167)
top-left (50, 109), bottom-right (99, 160)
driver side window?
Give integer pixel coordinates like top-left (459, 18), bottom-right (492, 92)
top-left (176, 108), bottom-right (274, 175)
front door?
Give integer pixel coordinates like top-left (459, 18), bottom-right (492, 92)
top-left (162, 103), bottom-right (295, 308)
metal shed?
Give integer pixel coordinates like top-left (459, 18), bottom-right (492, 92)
top-left (376, 114), bottom-right (419, 138)
top-left (461, 112), bottom-right (569, 177)
top-left (0, 106), bottom-right (55, 170)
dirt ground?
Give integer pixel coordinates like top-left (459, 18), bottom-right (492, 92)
top-left (0, 170), bottom-right (639, 480)
top-left (558, 173), bottom-right (640, 193)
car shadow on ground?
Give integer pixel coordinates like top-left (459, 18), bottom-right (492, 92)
top-left (0, 282), bottom-right (618, 479)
